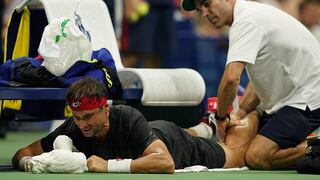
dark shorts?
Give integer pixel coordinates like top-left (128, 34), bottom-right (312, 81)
top-left (259, 106), bottom-right (320, 149)
top-left (121, 7), bottom-right (175, 57)
top-left (149, 120), bottom-right (226, 169)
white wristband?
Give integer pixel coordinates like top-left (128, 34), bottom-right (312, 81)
top-left (18, 156), bottom-right (31, 171)
top-left (107, 159), bottom-right (132, 173)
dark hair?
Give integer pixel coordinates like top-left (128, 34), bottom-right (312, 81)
top-left (299, 0), bottom-right (320, 12)
top-left (66, 77), bottom-right (108, 104)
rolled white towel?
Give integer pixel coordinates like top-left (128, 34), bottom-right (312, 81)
top-left (29, 150), bottom-right (87, 174)
top-left (47, 150), bottom-right (88, 173)
top-left (28, 135), bottom-right (88, 174)
top-left (28, 152), bottom-right (51, 174)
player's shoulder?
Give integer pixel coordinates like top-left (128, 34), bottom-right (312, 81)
top-left (111, 104), bottom-right (136, 113)
top-left (110, 105), bottom-right (142, 118)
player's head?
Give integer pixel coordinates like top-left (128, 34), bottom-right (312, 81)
top-left (66, 77), bottom-right (110, 138)
top-left (66, 77), bottom-right (108, 105)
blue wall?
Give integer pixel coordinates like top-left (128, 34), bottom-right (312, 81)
top-left (164, 20), bottom-right (248, 97)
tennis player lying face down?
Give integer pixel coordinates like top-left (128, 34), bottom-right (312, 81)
top-left (12, 77), bottom-right (258, 173)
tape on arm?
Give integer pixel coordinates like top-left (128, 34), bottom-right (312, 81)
top-left (107, 159), bottom-right (132, 173)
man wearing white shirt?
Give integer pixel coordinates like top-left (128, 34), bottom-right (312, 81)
top-left (181, 0), bottom-right (320, 169)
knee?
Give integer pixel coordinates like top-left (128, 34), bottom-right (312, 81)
top-left (245, 146), bottom-right (272, 170)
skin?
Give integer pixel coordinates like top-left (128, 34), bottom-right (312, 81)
top-left (194, 0), bottom-right (240, 142)
top-left (195, 0), bottom-right (234, 29)
top-left (186, 111), bottom-right (260, 168)
top-left (222, 111), bottom-right (259, 168)
top-left (193, 0), bottom-right (308, 169)
top-left (72, 106), bottom-right (110, 140)
top-left (12, 104), bottom-right (175, 173)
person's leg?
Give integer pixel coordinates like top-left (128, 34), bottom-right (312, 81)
top-left (185, 112), bottom-right (215, 138)
top-left (246, 134), bottom-right (307, 169)
top-left (245, 106), bottom-right (320, 169)
top-left (148, 7), bottom-right (174, 68)
top-left (120, 8), bottom-right (155, 68)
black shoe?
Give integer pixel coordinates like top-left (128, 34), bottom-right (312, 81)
top-left (306, 136), bottom-right (320, 157)
top-left (296, 136), bottom-right (320, 174)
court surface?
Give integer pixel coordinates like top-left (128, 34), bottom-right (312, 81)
top-left (1, 131), bottom-right (318, 180)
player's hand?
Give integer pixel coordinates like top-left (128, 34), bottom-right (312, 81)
top-left (19, 156), bottom-right (32, 172)
top-left (87, 155), bottom-right (108, 173)
top-left (24, 159), bottom-right (32, 172)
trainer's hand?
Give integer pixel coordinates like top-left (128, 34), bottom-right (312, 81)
top-left (230, 113), bottom-right (248, 126)
top-left (217, 116), bottom-right (247, 142)
top-left (230, 112), bottom-right (248, 127)
top-left (87, 155), bottom-right (108, 173)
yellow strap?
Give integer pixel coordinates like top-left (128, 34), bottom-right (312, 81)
top-left (3, 8), bottom-right (30, 111)
top-left (102, 68), bottom-right (112, 88)
top-left (79, 59), bottom-right (113, 88)
top-left (1, 100), bottom-right (22, 111)
top-left (64, 105), bottom-right (72, 118)
top-left (12, 7), bottom-right (30, 59)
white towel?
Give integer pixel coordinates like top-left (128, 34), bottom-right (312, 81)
top-left (28, 152), bottom-right (51, 173)
top-left (117, 68), bottom-right (206, 106)
top-left (175, 165), bottom-right (249, 173)
top-left (28, 135), bottom-right (88, 174)
top-left (53, 135), bottom-right (73, 151)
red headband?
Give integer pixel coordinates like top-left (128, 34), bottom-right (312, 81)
top-left (68, 97), bottom-right (107, 111)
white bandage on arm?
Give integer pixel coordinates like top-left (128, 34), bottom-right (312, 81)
top-left (107, 159), bottom-right (132, 173)
top-left (18, 156), bottom-right (32, 171)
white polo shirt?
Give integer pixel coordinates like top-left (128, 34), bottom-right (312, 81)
top-left (227, 0), bottom-right (320, 114)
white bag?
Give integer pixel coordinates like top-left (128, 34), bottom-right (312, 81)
top-left (38, 17), bottom-right (92, 76)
